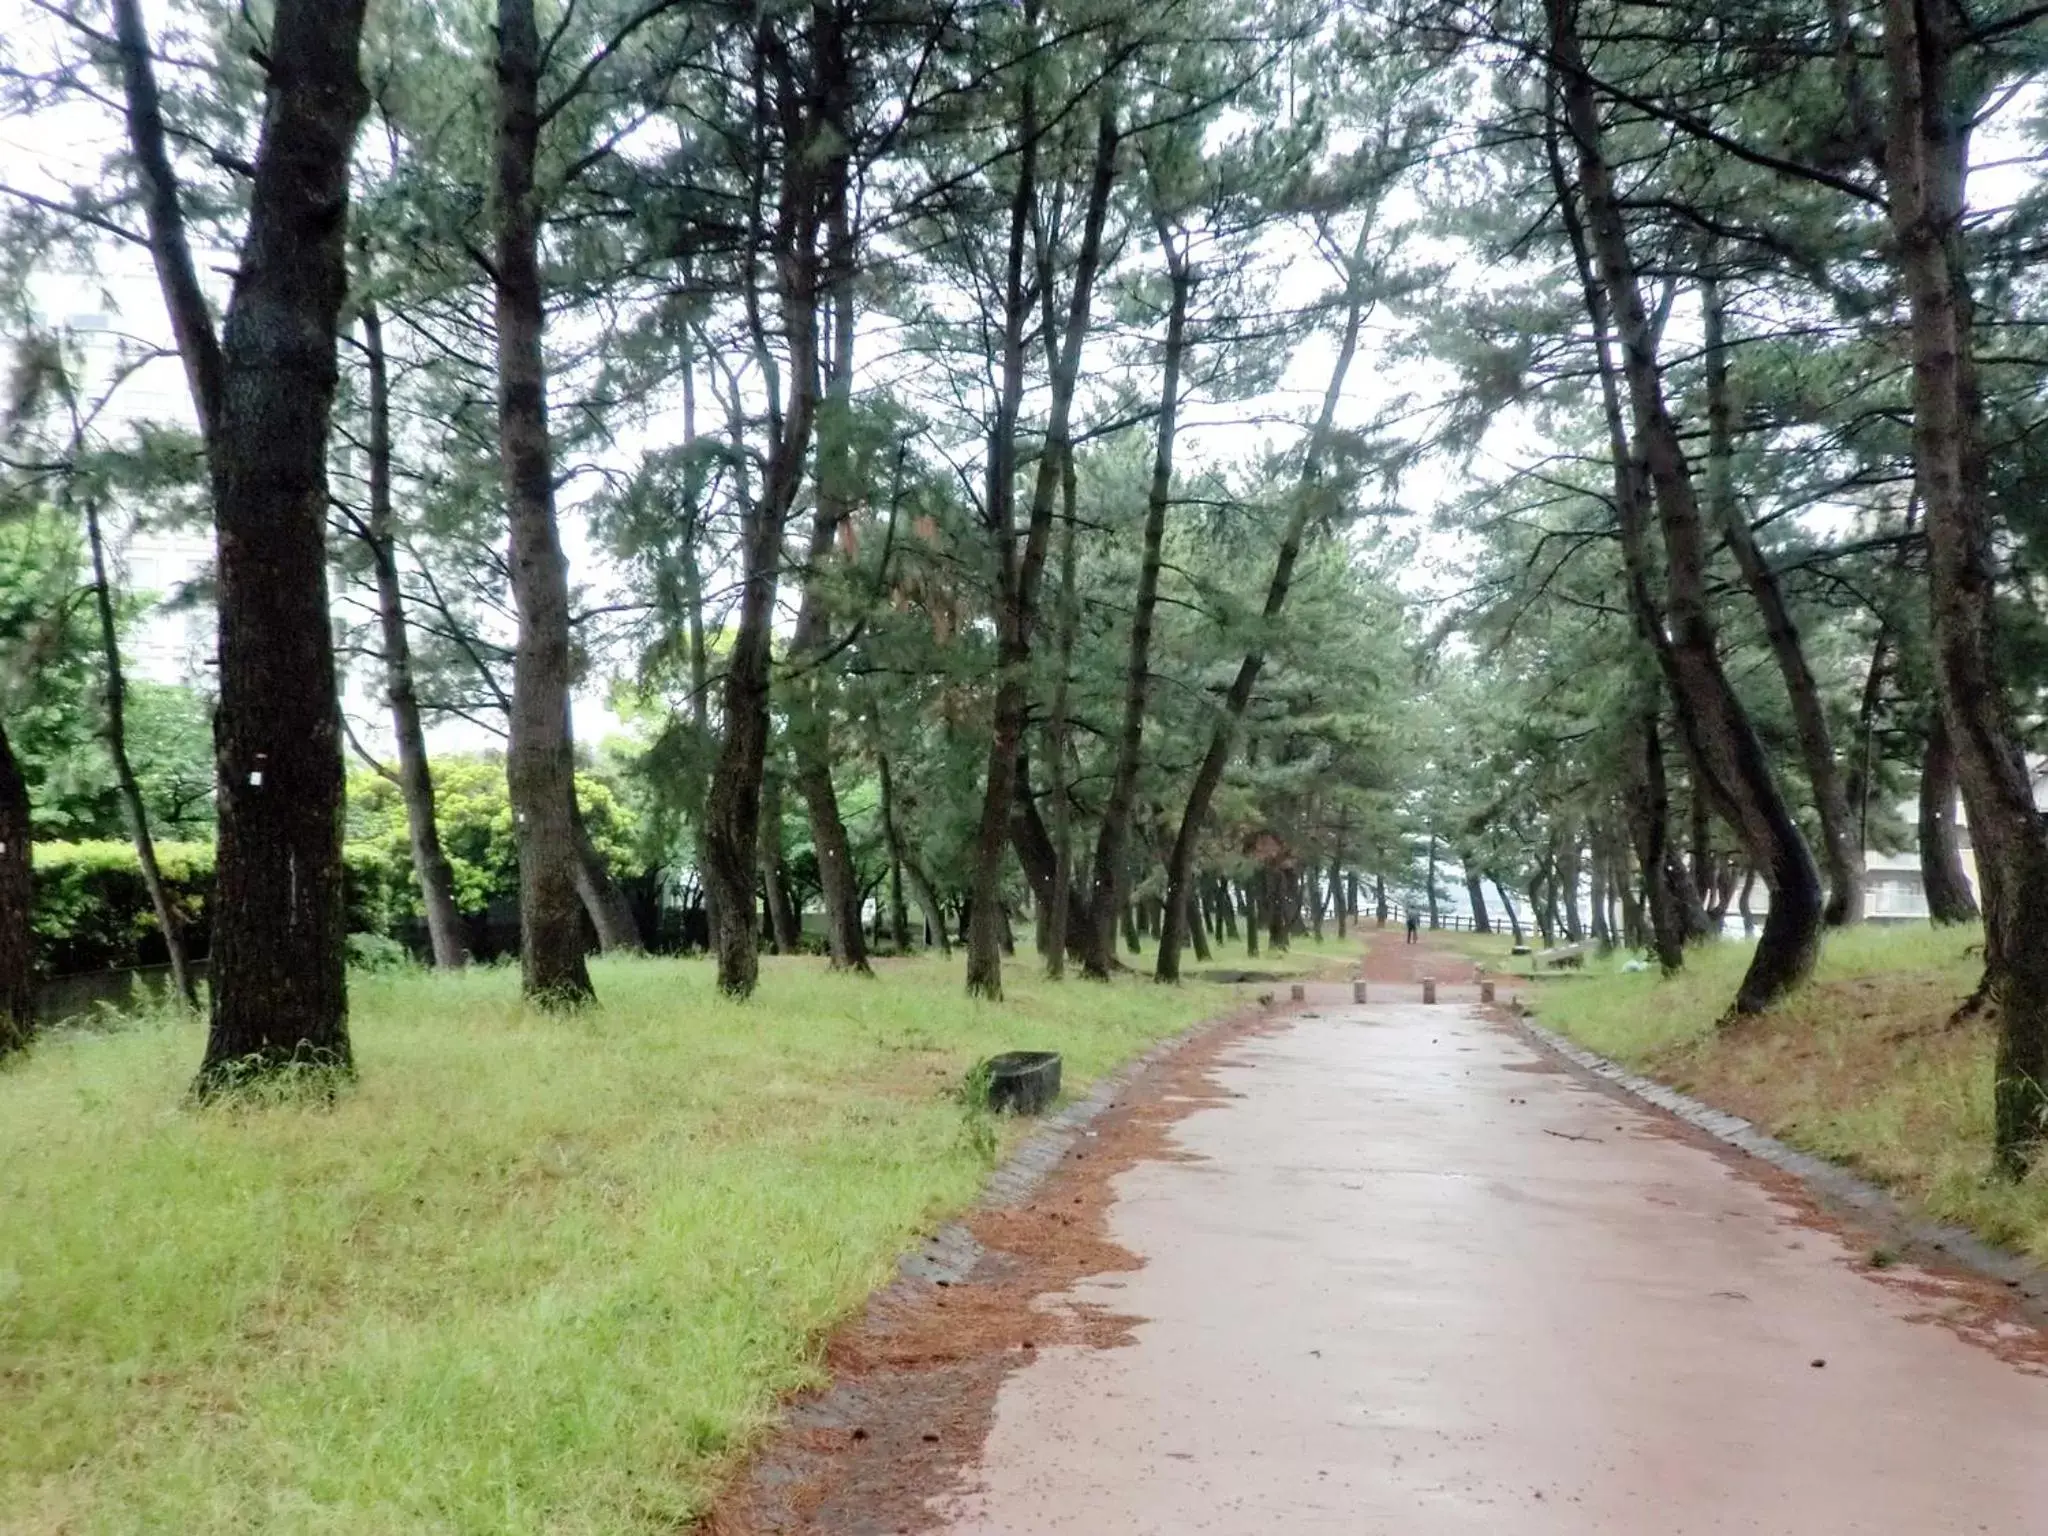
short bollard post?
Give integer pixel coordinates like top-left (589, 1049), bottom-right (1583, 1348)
top-left (1352, 980), bottom-right (1367, 1004)
top-left (1290, 982), bottom-right (1305, 1002)
top-left (1480, 979), bottom-right (1496, 1004)
top-left (1421, 976), bottom-right (1437, 1005)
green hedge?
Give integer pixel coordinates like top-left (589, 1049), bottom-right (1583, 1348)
top-left (30, 841), bottom-right (412, 976)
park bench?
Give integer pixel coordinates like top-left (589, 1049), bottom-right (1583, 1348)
top-left (1535, 944), bottom-right (1586, 971)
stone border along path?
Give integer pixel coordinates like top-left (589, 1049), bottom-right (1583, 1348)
top-left (1510, 1009), bottom-right (2048, 1312)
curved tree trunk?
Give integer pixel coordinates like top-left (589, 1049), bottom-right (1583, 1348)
top-left (1491, 877), bottom-right (1524, 945)
top-left (0, 721), bottom-right (33, 1057)
top-left (1466, 869), bottom-right (1492, 935)
top-left (1553, 20), bottom-right (1822, 1011)
top-left (361, 300), bottom-right (468, 970)
top-left (185, 0), bottom-right (368, 1086)
top-left (1919, 708), bottom-right (1980, 925)
top-left (1156, 233), bottom-right (1370, 982)
top-left (84, 494), bottom-right (197, 1005)
top-left (1884, 0), bottom-right (2048, 1169)
top-left (1702, 272), bottom-right (1863, 926)
top-left (1083, 227), bottom-right (1190, 979)
top-left (495, 0), bottom-right (591, 1008)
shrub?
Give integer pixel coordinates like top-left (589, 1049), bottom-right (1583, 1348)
top-left (29, 841), bottom-right (410, 976)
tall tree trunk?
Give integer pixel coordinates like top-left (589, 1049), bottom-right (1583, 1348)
top-left (495, 0), bottom-right (592, 1008)
top-left (1738, 869), bottom-right (1758, 937)
top-left (1465, 870), bottom-right (1492, 935)
top-left (1919, 709), bottom-right (1980, 925)
top-left (0, 721), bottom-right (32, 1057)
top-left (361, 300), bottom-right (468, 970)
top-left (1375, 873), bottom-right (1388, 927)
top-left (1242, 879), bottom-right (1260, 957)
top-left (1620, 705), bottom-right (1688, 973)
top-left (1041, 436), bottom-right (1081, 977)
top-left (1082, 224), bottom-right (1191, 979)
top-left (83, 493), bottom-right (197, 1005)
top-left (183, 0), bottom-right (368, 1086)
top-left (1424, 834), bottom-right (1440, 929)
top-left (1702, 271), bottom-right (1863, 925)
top-left (704, 20), bottom-right (829, 998)
top-left (1553, 16), bottom-right (1822, 1011)
top-left (787, 148), bottom-right (869, 974)
top-left (1156, 234), bottom-right (1371, 982)
top-left (1884, 0), bottom-right (2048, 1169)
top-left (966, 95), bottom-right (1119, 998)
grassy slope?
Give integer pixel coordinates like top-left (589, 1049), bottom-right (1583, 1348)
top-left (0, 942), bottom-right (1352, 1536)
top-left (1457, 924), bottom-right (2048, 1263)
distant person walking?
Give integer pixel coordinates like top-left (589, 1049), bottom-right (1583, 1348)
top-left (1405, 910), bottom-right (1419, 944)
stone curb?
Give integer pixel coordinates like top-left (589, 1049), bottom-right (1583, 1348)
top-left (898, 1006), bottom-right (1255, 1287)
top-left (1512, 1013), bottom-right (2048, 1306)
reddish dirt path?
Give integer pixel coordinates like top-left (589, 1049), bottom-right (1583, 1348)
top-left (1355, 925), bottom-right (1486, 987)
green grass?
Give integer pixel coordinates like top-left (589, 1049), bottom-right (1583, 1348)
top-left (0, 952), bottom-right (1267, 1535)
top-left (1516, 922), bottom-right (2048, 1262)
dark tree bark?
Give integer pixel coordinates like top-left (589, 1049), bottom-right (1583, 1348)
top-left (83, 493), bottom-right (197, 1006)
top-left (360, 299), bottom-right (468, 970)
top-left (0, 721), bottom-right (32, 1057)
top-left (1242, 879), bottom-right (1260, 957)
top-left (495, 0), bottom-right (592, 1007)
top-left (1082, 221), bottom-right (1191, 979)
top-left (966, 95), bottom-right (1120, 998)
top-left (1156, 234), bottom-right (1370, 982)
top-left (1701, 272), bottom-right (1863, 926)
top-left (1374, 873), bottom-right (1388, 927)
top-left (1919, 708), bottom-right (1980, 925)
top-left (873, 739), bottom-right (914, 952)
top-left (1587, 832), bottom-right (1611, 949)
top-left (1552, 17), bottom-right (1822, 1012)
top-left (183, 0), bottom-right (369, 1086)
top-left (1465, 870), bottom-right (1492, 935)
top-left (1884, 0), bottom-right (2048, 1169)
top-left (1492, 877), bottom-right (1524, 945)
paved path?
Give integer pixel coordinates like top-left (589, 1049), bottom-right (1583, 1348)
top-left (930, 991), bottom-right (2048, 1534)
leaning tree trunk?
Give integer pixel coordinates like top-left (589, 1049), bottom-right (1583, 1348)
top-left (1492, 877), bottom-right (1524, 945)
top-left (182, 0), bottom-right (369, 1087)
top-left (1083, 225), bottom-right (1190, 979)
top-left (966, 97), bottom-right (1119, 998)
top-left (84, 494), bottom-right (197, 1006)
top-left (1554, 19), bottom-right (1822, 1012)
top-left (1702, 272), bottom-right (1863, 925)
top-left (0, 720), bottom-right (32, 1057)
top-left (1919, 704), bottom-right (1981, 925)
top-left (1465, 870), bottom-right (1492, 935)
top-left (1885, 0), bottom-right (2048, 1170)
top-left (361, 299), bottom-right (468, 969)
top-left (1156, 233), bottom-right (1371, 982)
top-left (495, 0), bottom-right (592, 1008)
top-left (570, 793), bottom-right (641, 952)
top-left (1620, 704), bottom-right (1688, 974)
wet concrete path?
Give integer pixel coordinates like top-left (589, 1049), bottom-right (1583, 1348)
top-left (929, 989), bottom-right (2048, 1534)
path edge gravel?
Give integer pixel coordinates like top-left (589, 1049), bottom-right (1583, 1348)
top-left (1511, 1012), bottom-right (2048, 1306)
